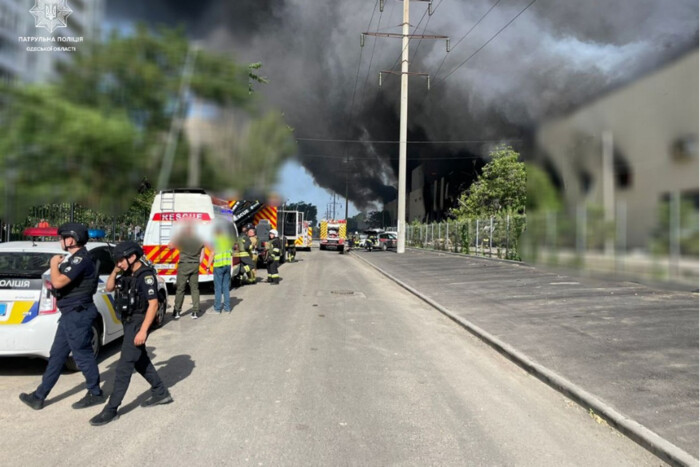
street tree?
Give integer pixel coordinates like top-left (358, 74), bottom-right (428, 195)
top-left (451, 145), bottom-right (526, 219)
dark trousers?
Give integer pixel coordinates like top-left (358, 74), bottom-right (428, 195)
top-left (107, 316), bottom-right (166, 411)
top-left (36, 304), bottom-right (101, 400)
top-left (173, 262), bottom-right (200, 314)
top-left (267, 259), bottom-right (280, 279)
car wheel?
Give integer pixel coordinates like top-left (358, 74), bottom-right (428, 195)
top-left (381, 242), bottom-right (388, 251)
top-left (65, 321), bottom-right (101, 371)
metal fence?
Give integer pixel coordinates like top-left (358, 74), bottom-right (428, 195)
top-left (407, 215), bottom-right (526, 261)
top-left (1, 203), bottom-right (146, 243)
top-left (407, 202), bottom-right (698, 284)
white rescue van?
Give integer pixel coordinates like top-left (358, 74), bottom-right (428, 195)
top-left (143, 189), bottom-right (237, 284)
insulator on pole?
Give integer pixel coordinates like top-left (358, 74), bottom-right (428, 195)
top-left (446, 38), bottom-right (450, 53)
top-left (428, 0), bottom-right (434, 15)
top-left (426, 75), bottom-right (431, 91)
top-left (379, 72), bottom-right (383, 87)
top-left (380, 0), bottom-right (384, 12)
top-left (361, 33), bottom-right (365, 47)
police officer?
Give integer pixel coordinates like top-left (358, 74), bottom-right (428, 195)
top-left (19, 222), bottom-right (106, 410)
top-left (265, 229), bottom-right (282, 284)
top-left (90, 241), bottom-right (172, 426)
top-left (234, 223), bottom-right (256, 284)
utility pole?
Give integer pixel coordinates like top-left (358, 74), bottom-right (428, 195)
top-left (157, 44), bottom-right (198, 191)
top-left (363, 0), bottom-right (448, 254)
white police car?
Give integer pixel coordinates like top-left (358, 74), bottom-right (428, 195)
top-left (0, 228), bottom-right (168, 370)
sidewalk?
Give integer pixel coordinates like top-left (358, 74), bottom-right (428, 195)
top-left (353, 248), bottom-right (699, 464)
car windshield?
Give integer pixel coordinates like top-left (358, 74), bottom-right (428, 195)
top-left (0, 252), bottom-right (53, 278)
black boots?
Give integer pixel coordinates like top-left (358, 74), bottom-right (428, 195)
top-left (71, 391), bottom-right (107, 409)
top-left (19, 392), bottom-right (44, 410)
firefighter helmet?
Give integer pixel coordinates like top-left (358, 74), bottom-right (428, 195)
top-left (269, 229), bottom-right (278, 238)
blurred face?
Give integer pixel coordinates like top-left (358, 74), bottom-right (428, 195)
top-left (247, 229), bottom-right (255, 237)
top-left (116, 254), bottom-right (137, 271)
top-left (60, 236), bottom-right (77, 251)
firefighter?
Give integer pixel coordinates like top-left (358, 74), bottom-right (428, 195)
top-left (234, 223), bottom-right (256, 284)
top-left (90, 241), bottom-right (172, 426)
top-left (286, 241), bottom-right (296, 262)
top-left (247, 226), bottom-right (259, 283)
top-left (265, 229), bottom-right (282, 284)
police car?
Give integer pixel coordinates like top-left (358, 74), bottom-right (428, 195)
top-left (0, 228), bottom-right (168, 370)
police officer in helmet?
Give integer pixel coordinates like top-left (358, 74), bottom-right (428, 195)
top-left (90, 241), bottom-right (172, 426)
top-left (20, 222), bottom-right (106, 410)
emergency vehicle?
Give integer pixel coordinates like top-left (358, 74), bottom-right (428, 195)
top-left (0, 228), bottom-right (167, 370)
top-left (319, 219), bottom-right (347, 252)
top-left (229, 200), bottom-right (288, 265)
top-left (279, 210), bottom-right (312, 251)
top-left (143, 189), bottom-right (237, 284)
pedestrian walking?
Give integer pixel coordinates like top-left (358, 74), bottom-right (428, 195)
top-left (169, 223), bottom-right (204, 319)
top-left (90, 241), bottom-right (172, 426)
top-left (211, 224), bottom-right (233, 314)
top-left (19, 222), bottom-right (106, 411)
top-left (265, 229), bottom-right (282, 284)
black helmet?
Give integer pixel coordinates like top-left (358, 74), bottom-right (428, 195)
top-left (243, 223), bottom-right (255, 232)
top-left (113, 241), bottom-right (143, 261)
top-left (57, 222), bottom-right (89, 245)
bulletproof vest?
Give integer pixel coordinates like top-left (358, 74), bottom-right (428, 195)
top-left (114, 266), bottom-right (154, 320)
top-left (54, 248), bottom-right (98, 306)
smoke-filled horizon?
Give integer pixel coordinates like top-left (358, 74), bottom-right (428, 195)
top-left (107, 0), bottom-right (698, 210)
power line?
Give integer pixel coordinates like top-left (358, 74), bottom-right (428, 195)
top-left (296, 137), bottom-right (522, 144)
top-left (409, 0), bottom-right (447, 65)
top-left (435, 0), bottom-right (537, 86)
top-left (432, 0), bottom-right (502, 82)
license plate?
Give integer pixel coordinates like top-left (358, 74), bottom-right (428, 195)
top-left (0, 303), bottom-right (6, 317)
top-left (154, 264), bottom-right (177, 270)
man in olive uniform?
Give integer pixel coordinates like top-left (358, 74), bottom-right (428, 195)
top-left (19, 223), bottom-right (106, 410)
top-left (169, 224), bottom-right (204, 319)
top-left (265, 229), bottom-right (282, 284)
top-left (90, 242), bottom-right (172, 426)
top-left (234, 223), bottom-right (256, 284)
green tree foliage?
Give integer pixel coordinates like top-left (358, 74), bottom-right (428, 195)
top-left (0, 85), bottom-right (140, 219)
top-left (57, 25), bottom-right (258, 134)
top-left (366, 210), bottom-right (391, 228)
top-left (525, 163), bottom-right (562, 213)
top-left (1, 26), bottom-right (284, 221)
top-left (285, 201), bottom-right (318, 227)
top-left (451, 145), bottom-right (526, 219)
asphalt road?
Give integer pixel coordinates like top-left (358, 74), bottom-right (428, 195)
top-left (1, 248), bottom-right (662, 466)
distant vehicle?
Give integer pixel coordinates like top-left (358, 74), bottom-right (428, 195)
top-left (363, 229), bottom-right (383, 252)
top-left (320, 219), bottom-right (348, 253)
top-left (378, 232), bottom-right (397, 250)
top-left (0, 228), bottom-right (168, 370)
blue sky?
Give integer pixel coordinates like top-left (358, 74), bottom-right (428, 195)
top-left (273, 160), bottom-right (360, 220)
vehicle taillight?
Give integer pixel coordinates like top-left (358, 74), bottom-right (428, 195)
top-left (39, 279), bottom-right (57, 315)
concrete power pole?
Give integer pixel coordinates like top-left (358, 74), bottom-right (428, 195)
top-left (363, 0), bottom-right (448, 254)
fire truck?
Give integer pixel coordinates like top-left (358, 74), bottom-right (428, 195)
top-left (319, 219), bottom-right (347, 253)
top-left (279, 210), bottom-right (312, 251)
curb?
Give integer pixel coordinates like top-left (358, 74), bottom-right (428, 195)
top-left (352, 252), bottom-right (699, 467)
